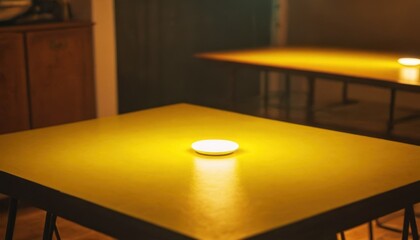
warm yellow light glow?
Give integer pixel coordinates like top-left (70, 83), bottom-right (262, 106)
top-left (399, 67), bottom-right (420, 83)
top-left (191, 157), bottom-right (243, 224)
top-left (192, 139), bottom-right (239, 156)
top-left (398, 58), bottom-right (420, 67)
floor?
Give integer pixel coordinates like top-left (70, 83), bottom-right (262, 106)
top-left (0, 203), bottom-right (418, 239)
top-left (0, 204), bottom-right (113, 240)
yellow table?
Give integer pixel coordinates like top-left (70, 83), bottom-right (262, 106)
top-left (196, 47), bottom-right (420, 132)
top-left (0, 104), bottom-right (419, 239)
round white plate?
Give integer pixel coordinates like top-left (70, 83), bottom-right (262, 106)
top-left (191, 139), bottom-right (239, 156)
top-left (398, 58), bottom-right (420, 67)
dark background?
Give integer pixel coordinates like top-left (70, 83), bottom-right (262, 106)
top-left (115, 0), bottom-right (420, 114)
top-left (287, 0), bottom-right (420, 54)
top-left (115, 0), bottom-right (272, 113)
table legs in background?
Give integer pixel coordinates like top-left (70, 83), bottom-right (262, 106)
top-left (387, 88), bottom-right (396, 134)
top-left (284, 73), bottom-right (292, 119)
top-left (261, 70), bottom-right (292, 118)
top-left (342, 81), bottom-right (349, 104)
top-left (223, 63), bottom-right (419, 145)
top-left (306, 76), bottom-right (316, 123)
top-left (262, 70), bottom-right (270, 115)
top-left (229, 68), bottom-right (238, 110)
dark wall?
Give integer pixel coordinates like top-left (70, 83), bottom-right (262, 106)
top-left (287, 0), bottom-right (420, 54)
top-left (115, 0), bottom-right (272, 113)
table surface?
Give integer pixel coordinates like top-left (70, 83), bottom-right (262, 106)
top-left (0, 104), bottom-right (419, 239)
top-left (196, 47), bottom-right (420, 88)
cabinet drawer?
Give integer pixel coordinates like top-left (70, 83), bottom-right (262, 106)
top-left (26, 27), bottom-right (96, 128)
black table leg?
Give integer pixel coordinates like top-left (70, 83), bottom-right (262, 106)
top-left (5, 197), bottom-right (18, 240)
top-left (376, 217), bottom-right (404, 233)
top-left (342, 81), bottom-right (349, 104)
top-left (387, 88), bottom-right (396, 134)
top-left (402, 207), bottom-right (410, 240)
top-left (368, 221), bottom-right (374, 240)
top-left (54, 223), bottom-right (62, 240)
top-left (402, 205), bottom-right (419, 240)
top-left (263, 70), bottom-right (269, 116)
top-left (407, 205), bottom-right (419, 240)
top-left (284, 73), bottom-right (291, 119)
top-left (306, 76), bottom-right (316, 123)
top-left (43, 212), bottom-right (57, 240)
top-left (339, 231), bottom-right (346, 240)
top-left (229, 68), bottom-right (237, 110)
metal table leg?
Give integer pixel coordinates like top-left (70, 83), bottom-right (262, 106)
top-left (402, 205), bottom-right (419, 240)
top-left (375, 209), bottom-right (419, 236)
top-left (43, 212), bottom-right (57, 240)
top-left (306, 76), bottom-right (316, 123)
top-left (229, 68), bottom-right (237, 110)
top-left (342, 81), bottom-right (349, 104)
top-left (284, 73), bottom-right (291, 119)
top-left (375, 217), bottom-right (403, 233)
top-left (387, 88), bottom-right (396, 134)
top-left (368, 221), bottom-right (374, 240)
top-left (263, 70), bottom-right (269, 116)
top-left (54, 223), bottom-right (62, 240)
top-left (408, 205), bottom-right (419, 240)
top-left (5, 198), bottom-right (18, 240)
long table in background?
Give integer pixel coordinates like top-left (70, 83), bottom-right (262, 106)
top-left (196, 47), bottom-right (420, 134)
top-left (0, 104), bottom-right (419, 239)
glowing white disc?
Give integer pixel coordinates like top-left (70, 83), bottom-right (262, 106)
top-left (398, 58), bottom-right (420, 67)
top-left (192, 139), bottom-right (239, 156)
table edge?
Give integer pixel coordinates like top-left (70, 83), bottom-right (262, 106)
top-left (0, 171), bottom-right (193, 240)
top-left (246, 181), bottom-right (420, 240)
top-left (1, 170), bottom-right (419, 239)
top-left (196, 55), bottom-right (420, 93)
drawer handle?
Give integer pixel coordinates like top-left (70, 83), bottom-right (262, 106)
top-left (50, 41), bottom-right (66, 50)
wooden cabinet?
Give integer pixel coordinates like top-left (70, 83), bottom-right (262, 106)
top-left (0, 22), bottom-right (96, 134)
top-left (0, 33), bottom-right (30, 133)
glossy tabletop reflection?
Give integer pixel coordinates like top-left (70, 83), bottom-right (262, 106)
top-left (0, 104), bottom-right (419, 239)
top-left (197, 47), bottom-right (420, 87)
